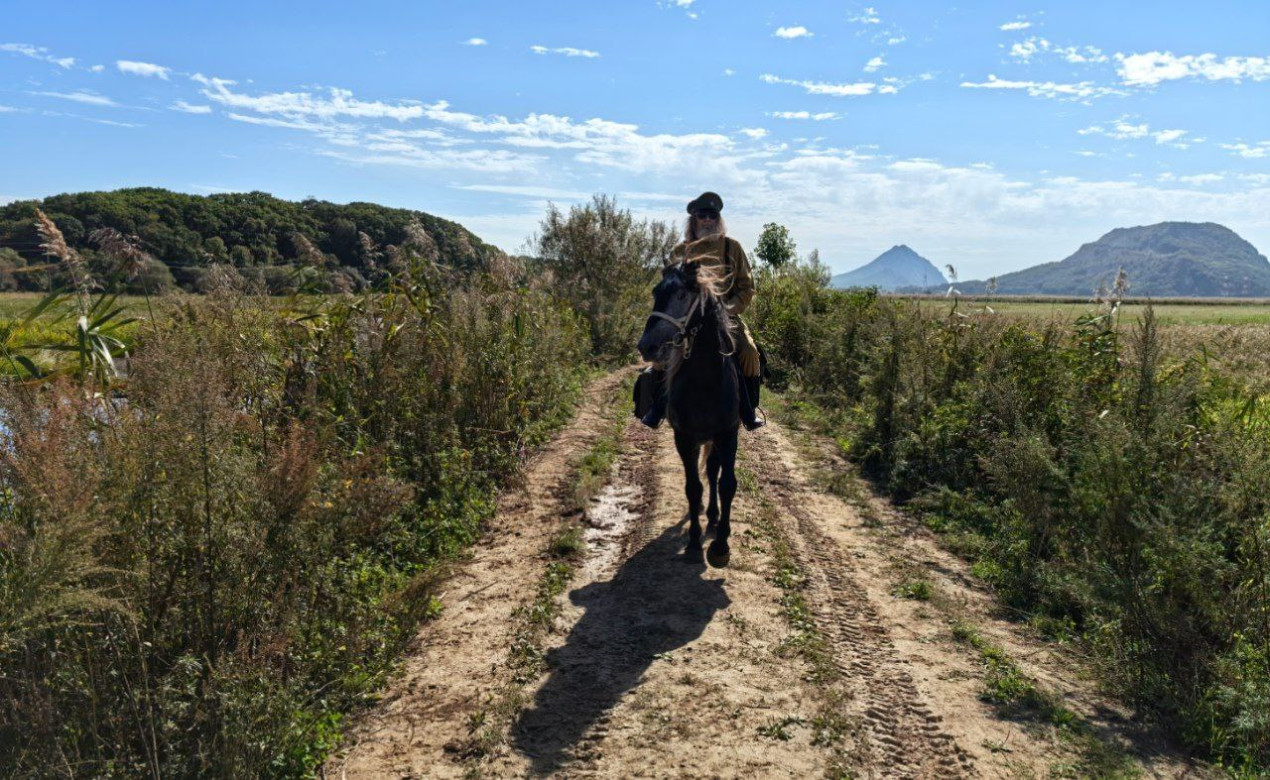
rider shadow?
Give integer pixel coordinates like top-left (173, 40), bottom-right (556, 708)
top-left (511, 518), bottom-right (730, 774)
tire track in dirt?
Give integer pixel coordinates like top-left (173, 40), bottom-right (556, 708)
top-left (745, 425), bottom-right (975, 779)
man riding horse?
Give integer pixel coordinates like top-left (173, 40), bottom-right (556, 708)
top-left (639, 191), bottom-right (764, 431)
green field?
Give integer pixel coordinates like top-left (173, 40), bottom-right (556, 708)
top-left (0, 292), bottom-right (156, 321)
top-left (904, 295), bottom-right (1270, 325)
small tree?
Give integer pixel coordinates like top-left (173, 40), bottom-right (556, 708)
top-left (755, 223), bottom-right (797, 270)
top-left (530, 195), bottom-right (676, 359)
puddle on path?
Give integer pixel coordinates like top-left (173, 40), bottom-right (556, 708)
top-left (582, 469), bottom-right (644, 578)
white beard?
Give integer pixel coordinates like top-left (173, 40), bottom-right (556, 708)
top-left (695, 224), bottom-right (719, 239)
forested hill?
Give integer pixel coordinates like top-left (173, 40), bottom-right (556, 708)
top-left (0, 188), bottom-right (502, 293)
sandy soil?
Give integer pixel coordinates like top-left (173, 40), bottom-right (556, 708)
top-left (326, 370), bottom-right (1212, 780)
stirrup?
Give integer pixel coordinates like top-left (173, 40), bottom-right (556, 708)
top-left (742, 406), bottom-right (766, 432)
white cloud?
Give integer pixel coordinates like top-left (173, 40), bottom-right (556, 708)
top-left (723, 68), bottom-right (735, 76)
top-left (1220, 141), bottom-right (1270, 159)
top-left (760, 73), bottom-right (880, 97)
top-left (767, 110), bottom-right (841, 120)
top-left (1117, 52), bottom-right (1270, 86)
top-left (1, 42), bottom-right (74, 69)
top-left (864, 56), bottom-right (885, 73)
top-left (171, 100), bottom-right (212, 114)
top-left (456, 184), bottom-right (592, 200)
top-left (463, 38), bottom-right (488, 46)
top-left (960, 75), bottom-right (1124, 101)
top-left (117, 60), bottom-right (171, 79)
top-left (89, 64), bottom-right (104, 72)
top-left (1152, 129), bottom-right (1189, 147)
top-left (30, 90), bottom-right (118, 107)
top-left (1178, 174), bottom-right (1224, 185)
top-left (850, 7), bottom-right (881, 24)
top-left (197, 76), bottom-right (428, 121)
top-left (530, 45), bottom-right (600, 58)
top-left (739, 127), bottom-right (768, 139)
top-left (1000, 21), bottom-right (1032, 31)
top-left (1010, 37), bottom-right (1107, 65)
top-left (887, 36), bottom-right (906, 45)
top-left (1080, 118), bottom-right (1195, 148)
top-left (1009, 38), bottom-right (1047, 62)
top-left (774, 26), bottom-right (813, 39)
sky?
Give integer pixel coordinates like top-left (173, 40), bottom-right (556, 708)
top-left (2, 0), bottom-right (1269, 280)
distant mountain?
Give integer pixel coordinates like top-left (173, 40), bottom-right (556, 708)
top-left (831, 245), bottom-right (946, 291)
top-left (957, 222), bottom-right (1270, 297)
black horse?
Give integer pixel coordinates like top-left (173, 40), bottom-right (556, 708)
top-left (637, 261), bottom-right (740, 568)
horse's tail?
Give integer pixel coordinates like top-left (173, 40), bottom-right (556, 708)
top-left (699, 442), bottom-right (713, 476)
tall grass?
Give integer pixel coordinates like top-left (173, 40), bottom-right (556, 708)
top-left (751, 266), bottom-right (1270, 772)
top-left (0, 248), bottom-right (585, 775)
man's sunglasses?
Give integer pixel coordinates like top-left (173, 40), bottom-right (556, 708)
top-left (694, 210), bottom-right (720, 220)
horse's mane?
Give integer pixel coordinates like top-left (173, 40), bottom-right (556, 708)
top-left (665, 261), bottom-right (736, 382)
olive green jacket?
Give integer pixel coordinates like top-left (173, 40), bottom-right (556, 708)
top-left (666, 234), bottom-right (755, 317)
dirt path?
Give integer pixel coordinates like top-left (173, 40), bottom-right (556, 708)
top-left (327, 370), bottom-right (1210, 779)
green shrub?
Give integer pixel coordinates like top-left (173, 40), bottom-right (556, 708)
top-left (750, 270), bottom-right (1270, 770)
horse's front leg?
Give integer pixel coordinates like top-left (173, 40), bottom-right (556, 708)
top-left (674, 431), bottom-right (704, 555)
top-left (707, 429), bottom-right (738, 568)
top-left (705, 444), bottom-right (721, 535)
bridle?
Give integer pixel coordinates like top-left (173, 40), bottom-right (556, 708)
top-left (649, 289), bottom-right (707, 359)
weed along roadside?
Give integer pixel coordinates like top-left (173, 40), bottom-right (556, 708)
top-left (749, 257), bottom-right (1270, 774)
top-left (0, 213), bottom-right (592, 776)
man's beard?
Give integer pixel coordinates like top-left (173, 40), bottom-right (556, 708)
top-left (696, 224), bottom-right (719, 238)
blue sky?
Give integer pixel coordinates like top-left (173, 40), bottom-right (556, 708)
top-left (2, 0), bottom-right (1268, 280)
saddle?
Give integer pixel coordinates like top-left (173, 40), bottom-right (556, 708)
top-left (633, 346), bottom-right (767, 421)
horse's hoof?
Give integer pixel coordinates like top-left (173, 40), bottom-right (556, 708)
top-left (684, 544), bottom-right (705, 563)
top-left (706, 541), bottom-right (730, 568)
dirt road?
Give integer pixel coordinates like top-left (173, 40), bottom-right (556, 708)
top-left (327, 370), bottom-right (1210, 779)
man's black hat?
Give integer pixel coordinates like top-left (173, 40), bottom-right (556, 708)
top-left (686, 191), bottom-right (723, 214)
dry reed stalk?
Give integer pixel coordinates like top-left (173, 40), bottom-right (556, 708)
top-left (34, 208), bottom-right (91, 314)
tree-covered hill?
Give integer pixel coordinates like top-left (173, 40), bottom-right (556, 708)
top-left (0, 188), bottom-right (503, 293)
top-left (956, 221), bottom-right (1270, 297)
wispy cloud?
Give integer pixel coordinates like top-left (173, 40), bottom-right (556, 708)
top-left (530, 45), bottom-right (600, 58)
top-left (1079, 117), bottom-right (1195, 148)
top-left (738, 127), bottom-right (768, 139)
top-left (463, 38), bottom-right (488, 46)
top-left (171, 100), bottom-right (212, 114)
top-left (887, 36), bottom-right (906, 45)
top-left (1000, 21), bottom-right (1032, 31)
top-left (117, 60), bottom-right (171, 79)
top-left (455, 184), bottom-right (593, 200)
top-left (760, 74), bottom-right (881, 97)
top-left (1009, 37), bottom-right (1107, 64)
top-left (774, 26), bottom-right (813, 39)
top-left (767, 111), bottom-right (841, 120)
top-left (960, 75), bottom-right (1124, 101)
top-left (1116, 52), bottom-right (1270, 86)
top-left (1, 42), bottom-right (74, 69)
top-left (196, 74), bottom-right (427, 121)
top-left (849, 7), bottom-right (880, 24)
top-left (30, 90), bottom-right (118, 107)
top-left (1220, 141), bottom-right (1270, 159)
top-left (864, 56), bottom-right (885, 73)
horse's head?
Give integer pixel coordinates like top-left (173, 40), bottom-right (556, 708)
top-left (637, 262), bottom-right (703, 363)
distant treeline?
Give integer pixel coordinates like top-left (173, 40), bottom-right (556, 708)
top-left (0, 188), bottom-right (502, 294)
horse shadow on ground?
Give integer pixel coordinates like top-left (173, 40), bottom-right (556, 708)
top-left (512, 518), bottom-right (730, 775)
